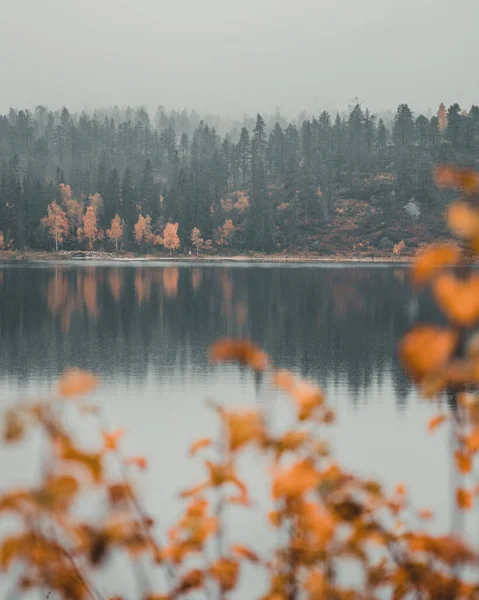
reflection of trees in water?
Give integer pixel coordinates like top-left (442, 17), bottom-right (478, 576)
top-left (0, 265), bottom-right (441, 404)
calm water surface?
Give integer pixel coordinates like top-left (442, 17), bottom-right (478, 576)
top-left (0, 262), bottom-right (471, 597)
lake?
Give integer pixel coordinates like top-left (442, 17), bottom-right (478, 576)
top-left (0, 262), bottom-right (471, 597)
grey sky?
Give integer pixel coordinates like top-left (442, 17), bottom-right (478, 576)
top-left (1, 0), bottom-right (477, 117)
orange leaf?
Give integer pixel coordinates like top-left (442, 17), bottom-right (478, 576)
top-left (175, 569), bottom-right (204, 594)
top-left (304, 570), bottom-right (326, 597)
top-left (189, 437), bottom-right (212, 456)
top-left (428, 414), bottom-right (447, 433)
top-left (435, 165), bottom-right (479, 193)
top-left (455, 450), bottom-right (472, 474)
top-left (230, 544), bottom-right (260, 562)
top-left (268, 510), bottom-right (282, 527)
top-left (457, 488), bottom-right (473, 510)
top-left (466, 429), bottom-right (479, 452)
top-left (272, 460), bottom-right (321, 499)
top-left (103, 428), bottom-right (125, 451)
top-left (42, 475), bottom-right (79, 510)
top-left (417, 508), bottom-right (433, 520)
top-left (108, 483), bottom-right (133, 505)
top-left (292, 383), bottom-right (325, 421)
top-left (209, 558), bottom-right (239, 591)
top-left (447, 202), bottom-right (479, 240)
top-left (433, 274), bottom-right (479, 326)
top-left (273, 369), bottom-right (296, 392)
top-left (399, 325), bottom-right (457, 381)
top-left (59, 439), bottom-right (103, 483)
top-left (435, 165), bottom-right (457, 188)
top-left (412, 244), bottom-right (460, 284)
top-left (58, 368), bottom-right (99, 397)
top-left (124, 456), bottom-right (148, 470)
top-left (3, 410), bottom-right (25, 443)
top-left (395, 483), bottom-right (406, 496)
top-left (0, 534), bottom-right (29, 570)
top-left (222, 409), bottom-right (263, 451)
top-left (209, 339), bottom-right (269, 371)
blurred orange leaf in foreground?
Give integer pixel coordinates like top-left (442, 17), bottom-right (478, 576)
top-left (58, 368), bottom-right (99, 398)
top-left (189, 437), bottom-right (212, 456)
top-left (457, 488), bottom-right (473, 510)
top-left (447, 202), bottom-right (479, 241)
top-left (399, 325), bottom-right (457, 381)
top-left (209, 339), bottom-right (269, 371)
top-left (427, 414), bottom-right (447, 433)
top-left (412, 243), bottom-right (460, 284)
top-left (124, 456), bottom-right (148, 470)
top-left (435, 165), bottom-right (479, 193)
top-left (455, 450), bottom-right (472, 474)
top-left (433, 273), bottom-right (479, 326)
top-left (272, 460), bottom-right (321, 499)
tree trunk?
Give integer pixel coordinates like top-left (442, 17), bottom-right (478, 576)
top-left (55, 234), bottom-right (58, 252)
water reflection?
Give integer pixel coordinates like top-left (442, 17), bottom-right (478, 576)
top-left (0, 263), bottom-right (441, 405)
top-left (0, 262), bottom-right (464, 598)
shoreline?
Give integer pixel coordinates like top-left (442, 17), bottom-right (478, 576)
top-left (0, 250), bottom-right (412, 265)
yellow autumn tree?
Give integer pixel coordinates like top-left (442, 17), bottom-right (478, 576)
top-left (134, 213), bottom-right (154, 248)
top-left (190, 227), bottom-right (203, 258)
top-left (41, 201), bottom-right (69, 251)
top-left (59, 183), bottom-right (83, 236)
top-left (215, 218), bottom-right (235, 247)
top-left (163, 222), bottom-right (180, 255)
top-left (78, 205), bottom-right (98, 250)
top-left (107, 214), bottom-right (124, 251)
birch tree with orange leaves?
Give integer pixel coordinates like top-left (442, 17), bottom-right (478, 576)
top-left (107, 214), bottom-right (124, 251)
top-left (163, 222), bottom-right (180, 255)
top-left (79, 205), bottom-right (98, 249)
top-left (59, 183), bottom-right (83, 237)
top-left (190, 227), bottom-right (203, 258)
top-left (215, 218), bottom-right (235, 247)
top-left (41, 201), bottom-right (69, 251)
top-left (134, 213), bottom-right (155, 248)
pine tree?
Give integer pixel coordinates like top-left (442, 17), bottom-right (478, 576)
top-left (140, 159), bottom-right (158, 221)
top-left (249, 114), bottom-right (273, 251)
top-left (393, 104), bottom-right (415, 148)
top-left (121, 167), bottom-right (136, 236)
top-left (238, 127), bottom-right (250, 185)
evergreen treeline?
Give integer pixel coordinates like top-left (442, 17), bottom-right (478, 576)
top-left (1, 102), bottom-right (478, 252)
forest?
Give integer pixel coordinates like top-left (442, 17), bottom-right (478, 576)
top-left (0, 102), bottom-right (478, 254)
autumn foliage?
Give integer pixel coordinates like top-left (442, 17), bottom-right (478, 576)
top-left (42, 201), bottom-right (69, 251)
top-left (162, 222), bottom-right (180, 254)
top-left (106, 214), bottom-right (124, 251)
top-left (2, 166), bottom-right (479, 599)
top-left (134, 214), bottom-right (154, 246)
top-left (79, 205), bottom-right (99, 249)
top-left (215, 219), bottom-right (235, 247)
top-left (190, 227), bottom-right (203, 257)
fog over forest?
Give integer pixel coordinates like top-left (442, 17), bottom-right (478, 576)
top-left (1, 0), bottom-right (478, 115)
